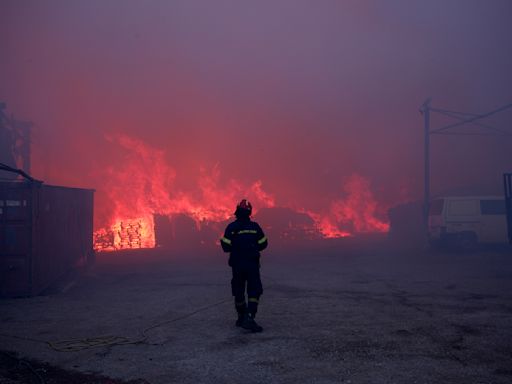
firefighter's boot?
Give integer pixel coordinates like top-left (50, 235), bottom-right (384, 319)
top-left (241, 313), bottom-right (263, 333)
top-left (236, 312), bottom-right (245, 327)
top-left (235, 298), bottom-right (246, 327)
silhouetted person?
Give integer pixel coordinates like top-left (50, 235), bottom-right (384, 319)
top-left (220, 199), bottom-right (268, 332)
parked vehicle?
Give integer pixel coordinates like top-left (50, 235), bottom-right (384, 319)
top-left (429, 196), bottom-right (508, 248)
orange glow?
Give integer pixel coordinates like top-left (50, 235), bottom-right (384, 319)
top-left (93, 135), bottom-right (388, 251)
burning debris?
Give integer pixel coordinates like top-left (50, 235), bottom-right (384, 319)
top-left (93, 135), bottom-right (389, 251)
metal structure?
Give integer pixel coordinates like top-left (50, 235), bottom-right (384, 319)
top-left (0, 102), bottom-right (32, 176)
top-left (420, 99), bottom-right (512, 237)
top-left (0, 178), bottom-right (94, 297)
top-left (504, 173), bottom-right (512, 244)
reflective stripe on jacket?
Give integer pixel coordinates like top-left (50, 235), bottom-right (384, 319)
top-left (220, 218), bottom-right (268, 264)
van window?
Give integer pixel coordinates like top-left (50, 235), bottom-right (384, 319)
top-left (430, 199), bottom-right (444, 215)
top-left (480, 199), bottom-right (506, 215)
top-left (447, 200), bottom-right (479, 216)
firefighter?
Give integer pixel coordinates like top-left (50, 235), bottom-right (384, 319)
top-left (220, 199), bottom-right (268, 333)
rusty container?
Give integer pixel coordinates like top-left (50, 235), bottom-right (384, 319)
top-left (0, 181), bottom-right (94, 297)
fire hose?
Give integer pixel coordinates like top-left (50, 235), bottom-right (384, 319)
top-left (0, 275), bottom-right (278, 353)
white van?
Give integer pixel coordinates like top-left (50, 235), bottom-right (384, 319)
top-left (429, 196), bottom-right (508, 247)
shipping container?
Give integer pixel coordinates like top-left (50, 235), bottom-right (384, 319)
top-left (0, 180), bottom-right (94, 297)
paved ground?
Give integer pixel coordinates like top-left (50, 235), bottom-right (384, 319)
top-left (1, 238), bottom-right (512, 383)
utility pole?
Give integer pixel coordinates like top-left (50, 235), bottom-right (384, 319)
top-left (13, 120), bottom-right (32, 174)
top-left (0, 102), bottom-right (32, 175)
top-left (420, 98), bottom-right (431, 237)
top-left (505, 173), bottom-right (512, 244)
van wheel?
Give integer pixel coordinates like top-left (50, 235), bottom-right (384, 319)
top-left (457, 232), bottom-right (478, 250)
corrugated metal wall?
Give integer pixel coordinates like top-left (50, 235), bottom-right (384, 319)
top-left (0, 181), bottom-right (94, 297)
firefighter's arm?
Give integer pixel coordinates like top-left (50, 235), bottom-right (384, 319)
top-left (256, 225), bottom-right (268, 251)
top-left (220, 227), bottom-right (233, 253)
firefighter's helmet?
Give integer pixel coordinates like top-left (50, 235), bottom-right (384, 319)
top-left (235, 199), bottom-right (252, 217)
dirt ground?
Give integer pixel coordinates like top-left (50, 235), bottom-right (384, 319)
top-left (1, 238), bottom-right (512, 384)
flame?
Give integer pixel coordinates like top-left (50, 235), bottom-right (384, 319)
top-left (309, 174), bottom-right (389, 238)
top-left (94, 134), bottom-right (275, 250)
top-left (308, 212), bottom-right (353, 238)
top-left (93, 134), bottom-right (389, 251)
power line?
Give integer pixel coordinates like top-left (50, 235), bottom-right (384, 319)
top-left (430, 107), bottom-right (479, 116)
top-left (430, 108), bottom-right (511, 135)
top-left (430, 102), bottom-right (512, 133)
top-left (433, 131), bottom-right (512, 136)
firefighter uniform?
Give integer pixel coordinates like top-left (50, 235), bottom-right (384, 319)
top-left (220, 203), bottom-right (268, 332)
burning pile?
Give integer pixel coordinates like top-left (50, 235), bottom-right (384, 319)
top-left (93, 134), bottom-right (389, 251)
top-left (93, 217), bottom-right (155, 251)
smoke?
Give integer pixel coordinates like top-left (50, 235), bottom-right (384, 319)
top-left (1, 0), bottom-right (512, 243)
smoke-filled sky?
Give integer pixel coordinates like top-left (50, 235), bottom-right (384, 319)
top-left (2, 0), bottom-right (512, 215)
